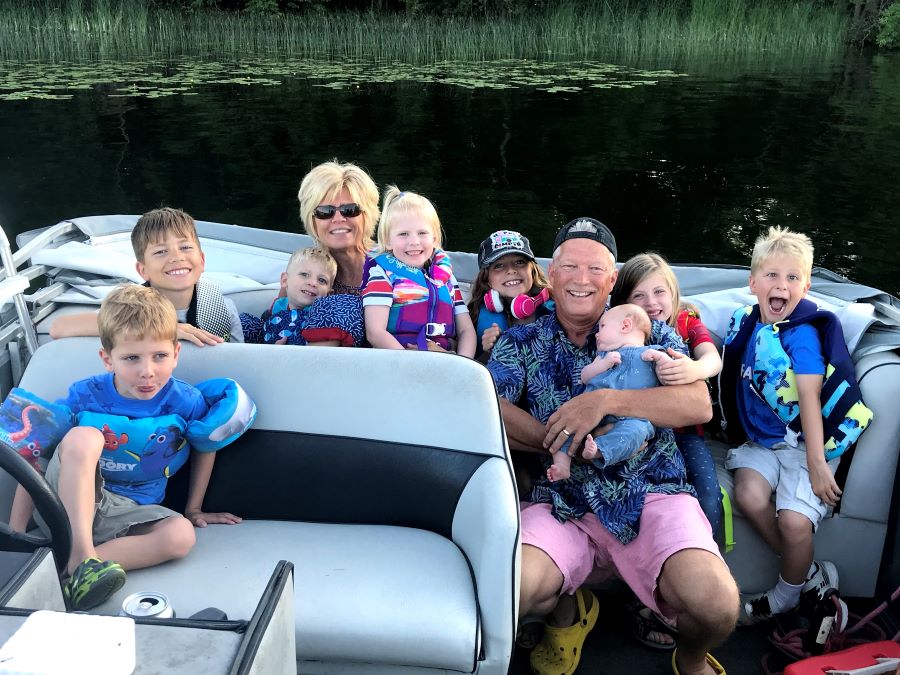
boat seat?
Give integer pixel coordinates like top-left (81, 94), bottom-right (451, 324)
top-left (1, 339), bottom-right (520, 674)
top-left (98, 522), bottom-right (479, 671)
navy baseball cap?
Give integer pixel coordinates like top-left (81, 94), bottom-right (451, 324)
top-left (553, 217), bottom-right (617, 261)
top-left (478, 230), bottom-right (536, 268)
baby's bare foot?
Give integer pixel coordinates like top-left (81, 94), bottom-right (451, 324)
top-left (582, 434), bottom-right (598, 460)
top-left (547, 463), bottom-right (570, 482)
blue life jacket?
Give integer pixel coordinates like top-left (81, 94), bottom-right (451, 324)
top-left (79, 378), bottom-right (256, 504)
top-left (720, 299), bottom-right (873, 460)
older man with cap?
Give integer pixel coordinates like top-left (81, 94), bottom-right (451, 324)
top-left (487, 218), bottom-right (738, 675)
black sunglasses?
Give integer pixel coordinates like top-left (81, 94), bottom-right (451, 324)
top-left (314, 203), bottom-right (362, 220)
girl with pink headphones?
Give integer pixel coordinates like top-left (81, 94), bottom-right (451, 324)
top-left (467, 230), bottom-right (552, 360)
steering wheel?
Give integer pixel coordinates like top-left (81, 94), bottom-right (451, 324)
top-left (0, 439), bottom-right (71, 572)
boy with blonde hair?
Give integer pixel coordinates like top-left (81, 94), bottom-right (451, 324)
top-left (50, 207), bottom-right (244, 345)
top-left (721, 226), bottom-right (873, 621)
top-left (261, 247), bottom-right (337, 345)
top-left (10, 285), bottom-right (255, 610)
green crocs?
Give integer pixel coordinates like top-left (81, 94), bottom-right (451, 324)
top-left (63, 557), bottom-right (126, 611)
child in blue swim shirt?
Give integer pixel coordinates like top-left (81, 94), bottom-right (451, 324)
top-left (8, 284), bottom-right (256, 611)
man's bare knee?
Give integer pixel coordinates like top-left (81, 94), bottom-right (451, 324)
top-left (520, 544), bottom-right (564, 618)
top-left (660, 550), bottom-right (739, 638)
top-left (689, 583), bottom-right (739, 638)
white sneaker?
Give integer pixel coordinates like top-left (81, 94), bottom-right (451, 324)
top-left (801, 560), bottom-right (839, 604)
top-left (740, 592), bottom-right (777, 625)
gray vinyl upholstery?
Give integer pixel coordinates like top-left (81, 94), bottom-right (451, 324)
top-left (15, 212), bottom-right (900, 616)
top-left (8, 339), bottom-right (520, 674)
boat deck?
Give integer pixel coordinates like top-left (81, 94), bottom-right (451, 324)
top-left (506, 587), bottom-right (893, 675)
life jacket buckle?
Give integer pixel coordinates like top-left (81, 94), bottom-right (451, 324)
top-left (425, 323), bottom-right (447, 337)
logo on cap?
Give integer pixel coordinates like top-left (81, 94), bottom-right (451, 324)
top-left (568, 219), bottom-right (599, 235)
top-left (490, 230), bottom-right (525, 252)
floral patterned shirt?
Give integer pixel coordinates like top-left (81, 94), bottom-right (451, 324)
top-left (487, 311), bottom-right (696, 544)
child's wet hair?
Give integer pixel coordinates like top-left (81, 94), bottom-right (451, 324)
top-left (611, 252), bottom-right (682, 328)
top-left (131, 207), bottom-right (200, 262)
top-left (375, 186), bottom-right (443, 253)
top-left (98, 284), bottom-right (178, 352)
top-left (751, 226), bottom-right (813, 279)
top-left (286, 246), bottom-right (338, 284)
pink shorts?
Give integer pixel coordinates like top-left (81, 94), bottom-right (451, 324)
top-left (521, 493), bottom-right (722, 620)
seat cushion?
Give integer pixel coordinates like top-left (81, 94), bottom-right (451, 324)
top-left (90, 521), bottom-right (480, 672)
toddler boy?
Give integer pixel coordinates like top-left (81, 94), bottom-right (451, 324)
top-left (262, 247), bottom-right (336, 344)
top-left (721, 226), bottom-right (872, 621)
top-left (11, 285), bottom-right (255, 610)
top-left (50, 207), bottom-right (243, 345)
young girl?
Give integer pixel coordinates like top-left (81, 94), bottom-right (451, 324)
top-left (611, 252), bottom-right (723, 533)
top-left (467, 230), bottom-right (551, 360)
top-left (363, 187), bottom-right (476, 357)
top-left (611, 253), bottom-right (724, 651)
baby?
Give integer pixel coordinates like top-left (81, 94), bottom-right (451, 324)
top-left (549, 303), bottom-right (670, 481)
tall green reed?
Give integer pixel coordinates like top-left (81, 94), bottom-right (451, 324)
top-left (0, 0), bottom-right (850, 63)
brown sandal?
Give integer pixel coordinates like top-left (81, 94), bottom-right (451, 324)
top-left (629, 600), bottom-right (677, 651)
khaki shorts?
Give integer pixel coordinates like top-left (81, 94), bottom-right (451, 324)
top-left (40, 448), bottom-right (179, 545)
top-left (725, 441), bottom-right (839, 530)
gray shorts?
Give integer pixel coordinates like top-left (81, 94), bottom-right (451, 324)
top-left (725, 441), bottom-right (839, 530)
top-left (41, 448), bottom-right (179, 545)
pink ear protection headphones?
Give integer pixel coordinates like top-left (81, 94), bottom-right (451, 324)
top-left (483, 287), bottom-right (551, 320)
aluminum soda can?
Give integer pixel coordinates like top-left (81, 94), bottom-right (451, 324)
top-left (120, 591), bottom-right (175, 619)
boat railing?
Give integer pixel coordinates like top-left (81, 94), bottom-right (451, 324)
top-left (0, 224), bottom-right (46, 386)
top-left (0, 227), bottom-right (38, 354)
top-left (7, 221), bottom-right (79, 273)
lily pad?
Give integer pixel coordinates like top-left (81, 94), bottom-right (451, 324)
top-left (0, 56), bottom-right (686, 101)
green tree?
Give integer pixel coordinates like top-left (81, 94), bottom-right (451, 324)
top-left (848, 0), bottom-right (895, 44)
top-left (877, 2), bottom-right (900, 46)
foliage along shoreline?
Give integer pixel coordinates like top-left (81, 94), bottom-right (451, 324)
top-left (0, 0), bottom-right (855, 63)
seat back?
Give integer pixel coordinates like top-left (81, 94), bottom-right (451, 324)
top-left (6, 339), bottom-right (510, 537)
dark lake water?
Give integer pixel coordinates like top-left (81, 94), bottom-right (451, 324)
top-left (1, 49), bottom-right (898, 295)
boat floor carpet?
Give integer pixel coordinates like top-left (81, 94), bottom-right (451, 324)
top-left (506, 586), bottom-right (877, 675)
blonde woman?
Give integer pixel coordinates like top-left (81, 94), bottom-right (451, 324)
top-left (244, 160), bottom-right (379, 345)
top-left (297, 159), bottom-right (380, 295)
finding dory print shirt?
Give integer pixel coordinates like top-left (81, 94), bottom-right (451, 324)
top-left (62, 373), bottom-right (208, 505)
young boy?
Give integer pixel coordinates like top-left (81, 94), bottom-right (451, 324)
top-left (261, 247), bottom-right (337, 345)
top-left (11, 285), bottom-right (255, 611)
top-left (49, 207), bottom-right (244, 345)
top-left (720, 226), bottom-right (873, 621)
